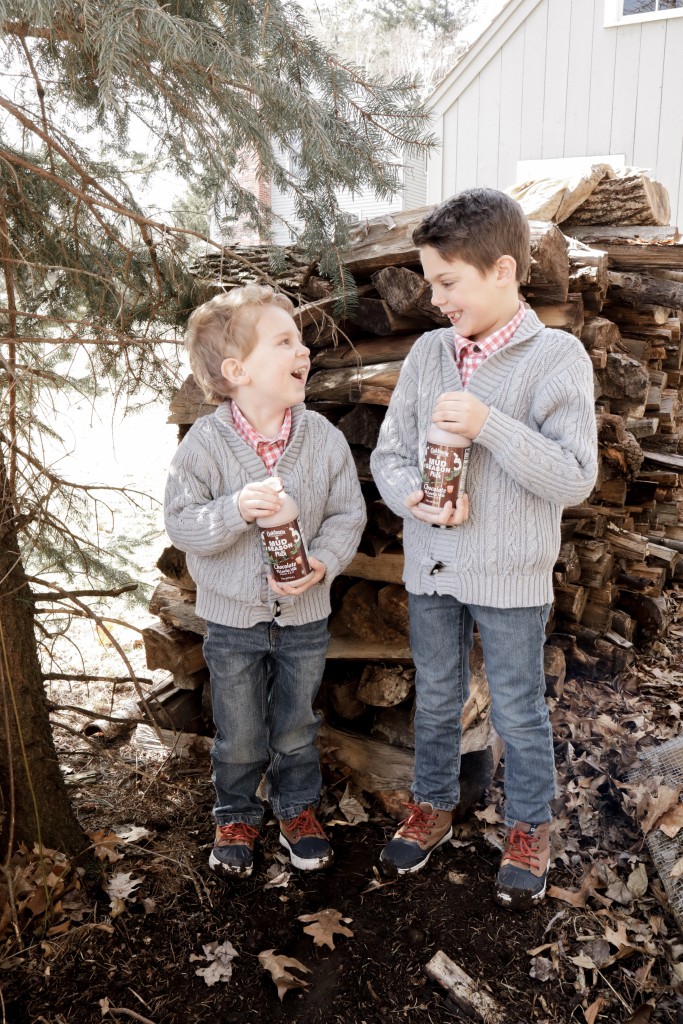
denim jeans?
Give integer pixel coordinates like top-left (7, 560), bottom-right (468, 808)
top-left (203, 617), bottom-right (329, 825)
top-left (408, 593), bottom-right (555, 826)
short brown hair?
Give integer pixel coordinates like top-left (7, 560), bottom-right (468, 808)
top-left (412, 188), bottom-right (530, 283)
top-left (185, 284), bottom-right (295, 402)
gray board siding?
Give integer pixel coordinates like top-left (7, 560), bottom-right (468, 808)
top-left (432, 0), bottom-right (683, 227)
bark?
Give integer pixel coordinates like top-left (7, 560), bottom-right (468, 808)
top-left (0, 444), bottom-right (87, 858)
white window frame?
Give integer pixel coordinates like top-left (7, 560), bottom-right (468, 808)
top-left (604, 0), bottom-right (683, 27)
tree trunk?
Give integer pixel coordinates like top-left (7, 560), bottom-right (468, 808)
top-left (0, 444), bottom-right (87, 858)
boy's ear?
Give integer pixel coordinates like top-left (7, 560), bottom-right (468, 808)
top-left (495, 255), bottom-right (517, 284)
top-left (220, 356), bottom-right (248, 386)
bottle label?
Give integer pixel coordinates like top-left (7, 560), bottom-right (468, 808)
top-left (260, 517), bottom-right (312, 584)
top-left (420, 441), bottom-right (470, 509)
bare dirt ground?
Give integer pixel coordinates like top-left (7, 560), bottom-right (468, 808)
top-left (4, 615), bottom-right (683, 1024)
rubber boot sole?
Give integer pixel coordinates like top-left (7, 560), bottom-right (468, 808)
top-left (494, 877), bottom-right (547, 911)
top-left (279, 833), bottom-right (334, 871)
top-left (209, 850), bottom-right (254, 877)
top-left (379, 826), bottom-right (453, 878)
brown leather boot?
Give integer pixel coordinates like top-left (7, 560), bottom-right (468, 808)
top-left (379, 802), bottom-right (453, 876)
top-left (495, 821), bottom-right (550, 910)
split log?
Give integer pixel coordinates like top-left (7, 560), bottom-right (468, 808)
top-left (531, 293), bottom-right (584, 336)
top-left (168, 375), bottom-right (216, 426)
top-left (156, 545), bottom-right (195, 592)
top-left (371, 266), bottom-right (448, 324)
top-left (377, 584), bottom-right (409, 635)
top-left (594, 352), bottom-right (649, 406)
top-left (344, 550), bottom-right (405, 584)
top-left (350, 296), bottom-right (432, 336)
top-left (357, 664), bottom-right (414, 707)
top-left (580, 316), bottom-right (621, 352)
top-left (543, 644), bottom-right (566, 697)
top-left (568, 225), bottom-right (679, 245)
top-left (424, 951), bottom-right (506, 1024)
top-left (149, 581), bottom-right (207, 636)
top-left (335, 405), bottom-right (386, 449)
top-left (326, 672), bottom-right (368, 722)
top-left (608, 271), bottom-right (683, 310)
top-left (562, 173), bottom-right (670, 227)
top-left (327, 636), bottom-right (413, 661)
top-left (305, 361), bottom-right (402, 404)
top-left (311, 334), bottom-right (418, 369)
top-left (524, 220), bottom-right (569, 300)
top-left (343, 207), bottom-right (433, 276)
top-left (142, 620), bottom-right (206, 684)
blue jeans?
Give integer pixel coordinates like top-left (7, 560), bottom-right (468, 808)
top-left (203, 618), bottom-right (329, 825)
top-left (408, 593), bottom-right (555, 826)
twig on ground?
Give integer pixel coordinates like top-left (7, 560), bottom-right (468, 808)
top-left (104, 1008), bottom-right (158, 1024)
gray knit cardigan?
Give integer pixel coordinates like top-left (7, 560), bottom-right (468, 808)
top-left (164, 403), bottom-right (366, 628)
top-left (370, 309), bottom-right (598, 608)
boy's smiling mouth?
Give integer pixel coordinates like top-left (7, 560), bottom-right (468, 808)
top-left (291, 367), bottom-right (308, 380)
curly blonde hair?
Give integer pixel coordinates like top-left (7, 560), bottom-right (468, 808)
top-left (185, 284), bottom-right (295, 402)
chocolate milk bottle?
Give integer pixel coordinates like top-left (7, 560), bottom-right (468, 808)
top-left (257, 480), bottom-right (314, 587)
top-left (418, 423), bottom-right (471, 512)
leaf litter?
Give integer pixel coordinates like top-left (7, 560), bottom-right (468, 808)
top-left (5, 622), bottom-right (683, 1021)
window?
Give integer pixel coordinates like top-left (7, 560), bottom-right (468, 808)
top-left (605, 0), bottom-right (683, 25)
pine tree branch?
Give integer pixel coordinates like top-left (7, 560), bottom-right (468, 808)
top-left (31, 584), bottom-right (138, 601)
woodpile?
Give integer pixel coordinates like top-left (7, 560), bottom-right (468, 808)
top-left (144, 172), bottom-right (683, 816)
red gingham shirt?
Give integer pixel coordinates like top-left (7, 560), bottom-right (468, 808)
top-left (453, 302), bottom-right (527, 388)
top-left (231, 402), bottom-right (291, 474)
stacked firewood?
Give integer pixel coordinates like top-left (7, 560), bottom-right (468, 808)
top-left (143, 173), bottom-right (683, 812)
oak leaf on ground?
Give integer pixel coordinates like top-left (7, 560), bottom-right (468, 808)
top-left (297, 908), bottom-right (354, 950)
top-left (258, 949), bottom-right (311, 1000)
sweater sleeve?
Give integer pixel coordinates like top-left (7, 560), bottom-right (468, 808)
top-left (164, 443), bottom-right (252, 556)
top-left (474, 354), bottom-right (598, 507)
top-left (307, 430), bottom-right (367, 580)
top-left (369, 350), bottom-right (424, 518)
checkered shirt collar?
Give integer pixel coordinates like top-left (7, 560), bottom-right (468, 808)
top-left (452, 301), bottom-right (527, 360)
top-left (230, 402), bottom-right (291, 473)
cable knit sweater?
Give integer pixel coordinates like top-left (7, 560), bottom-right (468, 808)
top-left (370, 309), bottom-right (598, 608)
top-left (164, 403), bottom-right (366, 628)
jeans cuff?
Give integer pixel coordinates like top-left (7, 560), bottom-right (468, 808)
top-left (215, 814), bottom-right (262, 827)
top-left (275, 798), bottom-right (320, 822)
top-left (413, 796), bottom-right (457, 812)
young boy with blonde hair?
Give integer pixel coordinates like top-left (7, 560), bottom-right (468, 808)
top-left (371, 188), bottom-right (598, 909)
top-left (165, 284), bottom-right (365, 877)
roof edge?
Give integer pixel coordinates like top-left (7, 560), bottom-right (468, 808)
top-left (428, 0), bottom-right (545, 112)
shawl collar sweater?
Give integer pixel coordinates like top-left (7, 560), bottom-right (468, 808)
top-left (164, 403), bottom-right (366, 628)
top-left (370, 309), bottom-right (598, 607)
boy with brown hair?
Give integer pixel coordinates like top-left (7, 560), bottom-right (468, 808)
top-left (371, 188), bottom-right (598, 909)
top-left (165, 284), bottom-right (365, 877)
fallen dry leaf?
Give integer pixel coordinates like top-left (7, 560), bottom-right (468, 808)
top-left (641, 784), bottom-right (681, 835)
top-left (104, 872), bottom-right (143, 917)
top-left (88, 830), bottom-right (124, 863)
top-left (474, 805), bottom-right (504, 825)
top-left (627, 863), bottom-right (648, 899)
top-left (192, 939), bottom-right (238, 987)
top-left (338, 784), bottom-right (369, 825)
top-left (669, 855), bottom-right (683, 879)
top-left (298, 908), bottom-right (354, 950)
top-left (258, 949), bottom-right (311, 1000)
top-left (584, 996), bottom-right (606, 1024)
top-left (656, 801), bottom-right (683, 838)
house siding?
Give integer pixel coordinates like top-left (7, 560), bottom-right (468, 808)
top-left (428, 0), bottom-right (683, 226)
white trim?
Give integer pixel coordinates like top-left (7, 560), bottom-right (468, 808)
top-left (604, 0), bottom-right (683, 27)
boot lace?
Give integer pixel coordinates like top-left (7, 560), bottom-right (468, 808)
top-left (398, 803), bottom-right (438, 841)
top-left (503, 828), bottom-right (540, 871)
top-left (217, 822), bottom-right (259, 846)
top-left (283, 808), bottom-right (325, 840)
